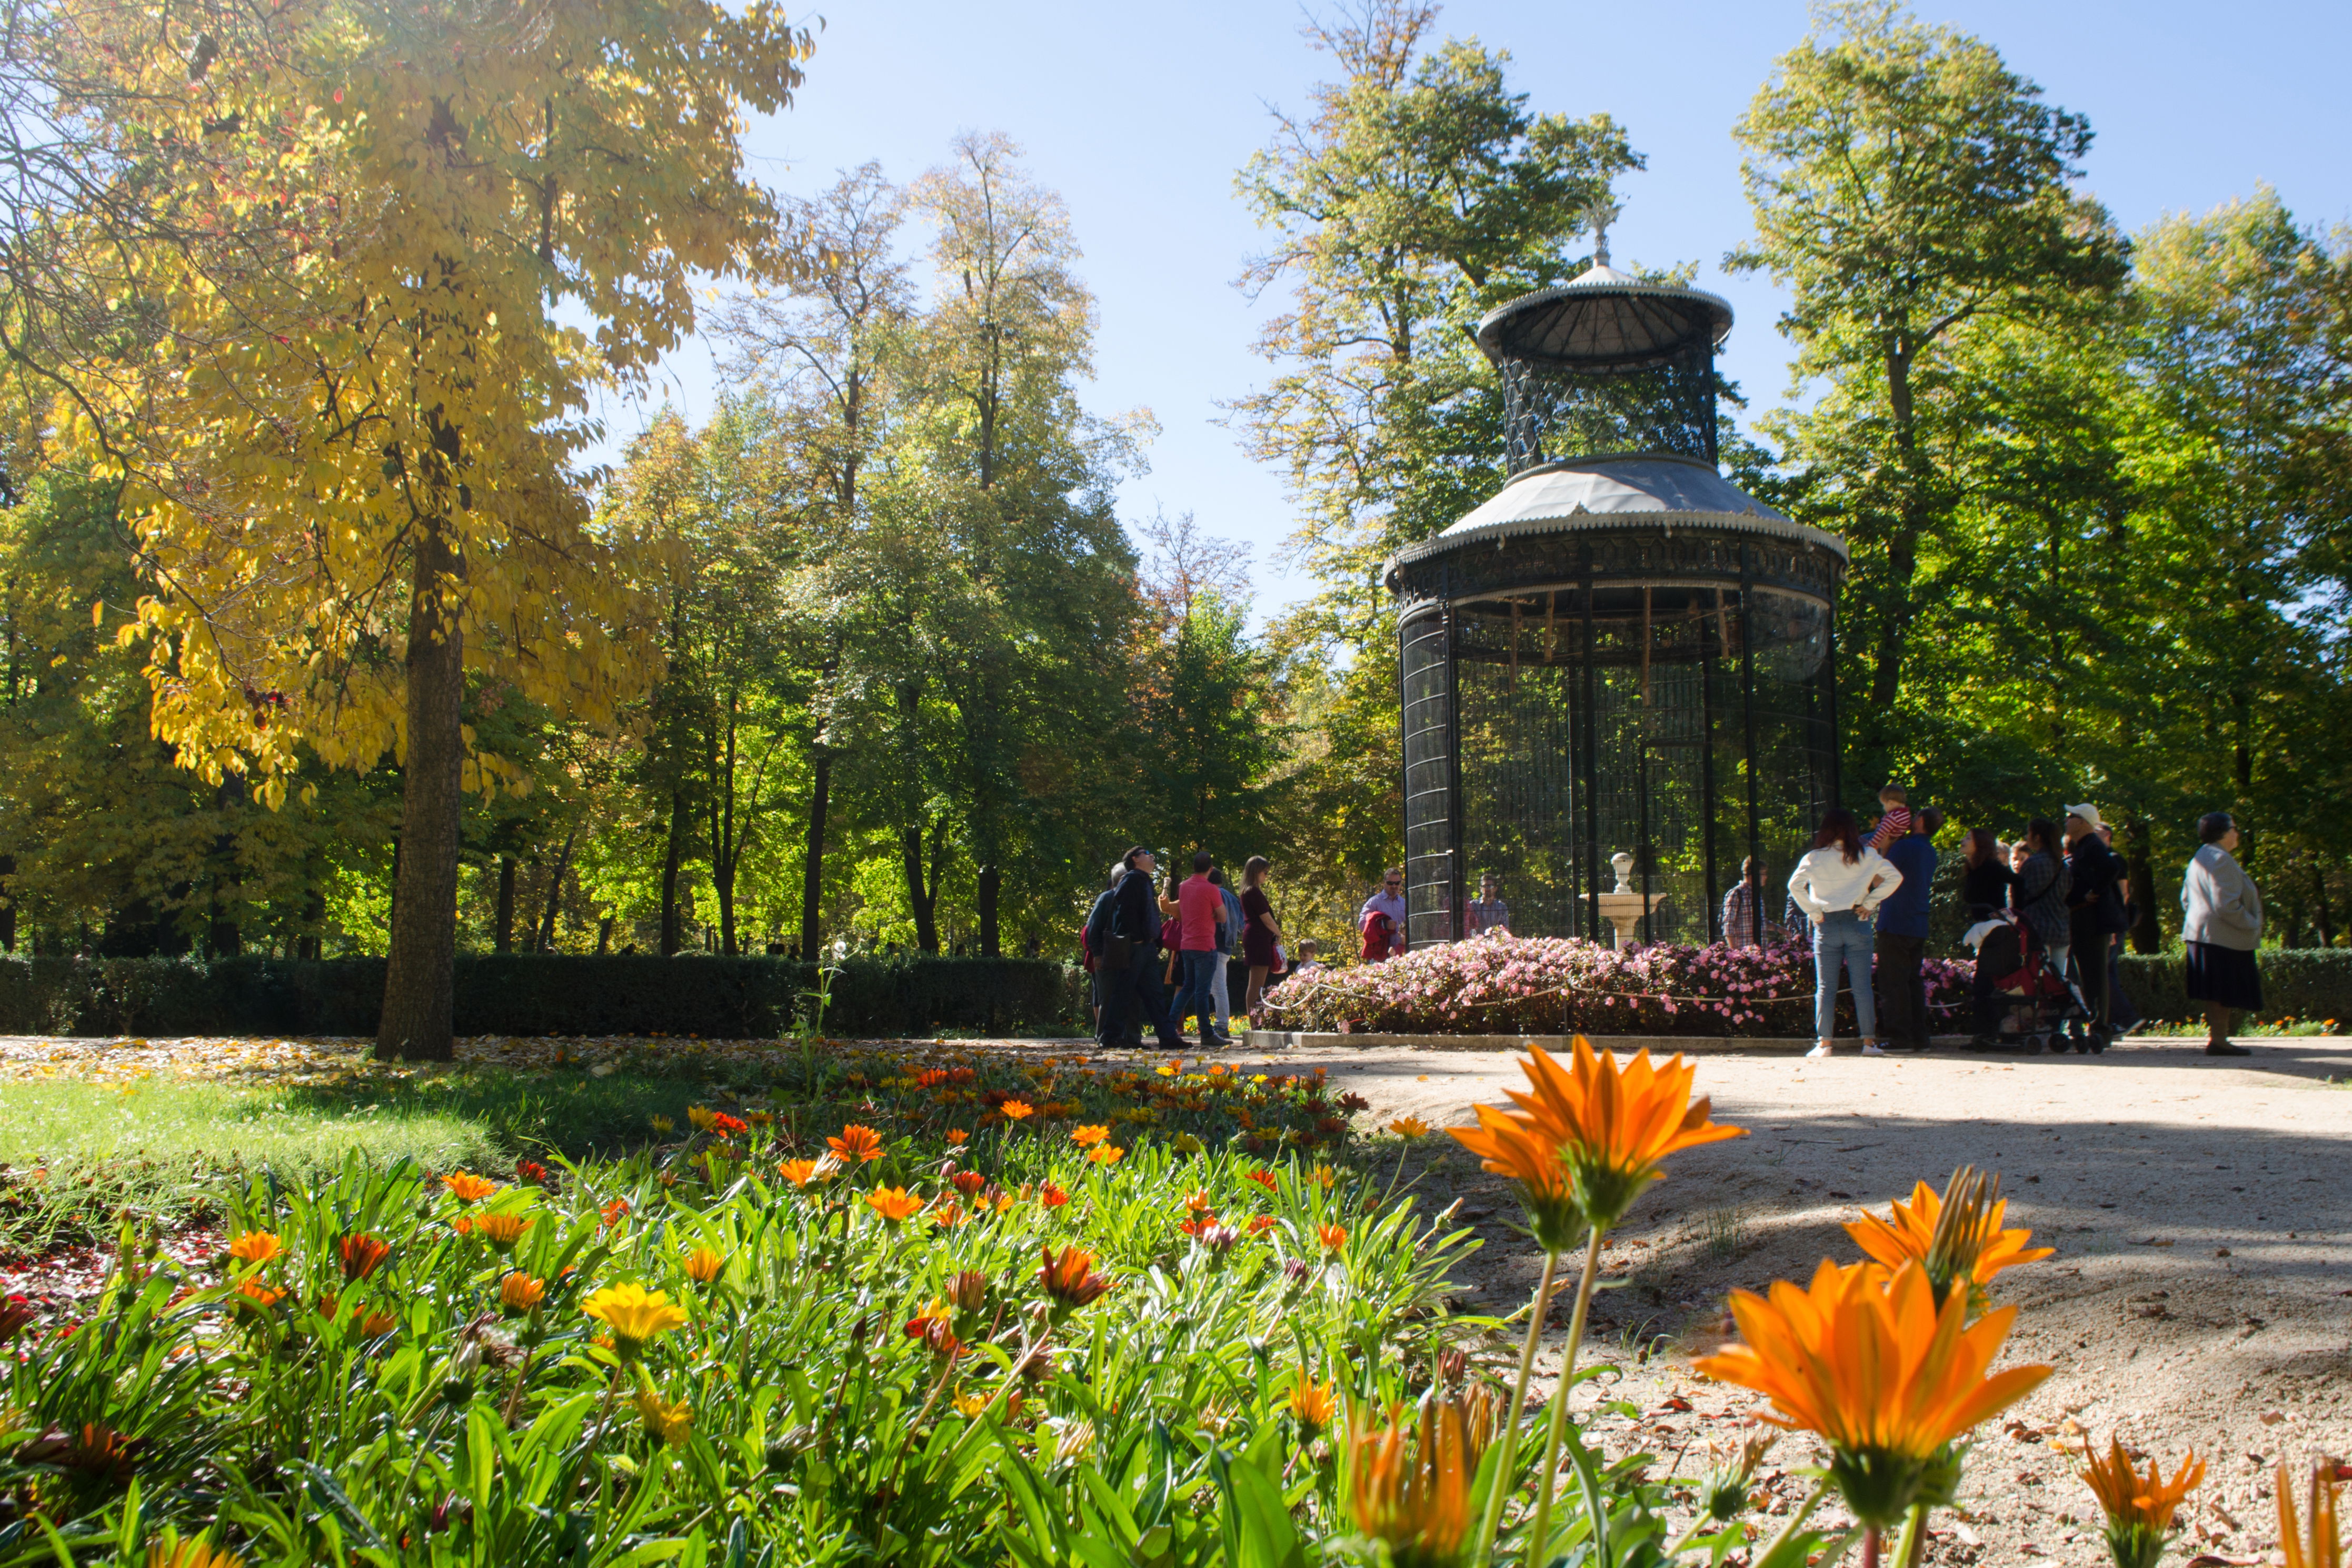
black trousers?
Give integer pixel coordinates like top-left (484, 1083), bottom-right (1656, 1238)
top-left (2069, 909), bottom-right (2111, 1037)
top-left (1096, 948), bottom-right (1181, 1050)
top-left (1875, 932), bottom-right (1930, 1049)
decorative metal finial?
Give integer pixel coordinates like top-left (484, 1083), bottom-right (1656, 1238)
top-left (1588, 199), bottom-right (1620, 269)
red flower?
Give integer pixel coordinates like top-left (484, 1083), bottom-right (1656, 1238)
top-left (1243, 1168), bottom-right (1278, 1191)
top-left (1038, 1183), bottom-right (1070, 1210)
top-left (709, 1113), bottom-right (750, 1138)
top-left (1039, 1245), bottom-right (1113, 1311)
top-left (951, 1170), bottom-right (988, 1196)
top-left (337, 1233), bottom-right (391, 1281)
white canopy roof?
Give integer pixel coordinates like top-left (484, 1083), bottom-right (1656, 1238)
top-left (1401, 452), bottom-right (1847, 563)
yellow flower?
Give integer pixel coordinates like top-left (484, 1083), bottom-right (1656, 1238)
top-left (954, 1391), bottom-right (991, 1419)
top-left (686, 1105), bottom-right (717, 1132)
top-left (1087, 1145), bottom-right (1125, 1167)
top-left (1171, 1131), bottom-right (1205, 1155)
top-left (2078, 1436), bottom-right (2204, 1568)
top-left (1695, 1259), bottom-right (2049, 1527)
top-left (2278, 1461), bottom-right (2346, 1568)
top-left (581, 1283), bottom-right (690, 1361)
top-left (1498, 1037), bottom-right (1746, 1232)
top-left (145, 1534), bottom-right (244, 1568)
top-left (442, 1172), bottom-right (500, 1204)
top-left (1305, 1163), bottom-right (1338, 1189)
top-left (1388, 1116), bottom-right (1432, 1140)
top-left (634, 1384), bottom-right (694, 1447)
top-left (866, 1186), bottom-right (923, 1224)
top-left (683, 1247), bottom-right (725, 1285)
top-left (1349, 1394), bottom-right (1491, 1568)
top-left (1283, 1368), bottom-right (1337, 1439)
top-left (226, 1231), bottom-right (282, 1267)
top-left (499, 1273), bottom-right (546, 1315)
top-left (1847, 1167), bottom-right (2053, 1310)
top-left (650, 1114), bottom-right (675, 1134)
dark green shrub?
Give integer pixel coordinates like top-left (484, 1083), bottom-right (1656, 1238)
top-left (0, 954), bottom-right (1081, 1038)
top-left (2117, 948), bottom-right (2352, 1024)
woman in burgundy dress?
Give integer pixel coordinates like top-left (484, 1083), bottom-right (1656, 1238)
top-left (1240, 856), bottom-right (1286, 1024)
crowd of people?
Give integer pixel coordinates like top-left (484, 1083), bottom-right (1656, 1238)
top-left (1770, 785), bottom-right (2264, 1057)
top-left (1082, 790), bottom-right (2268, 1057)
top-left (1081, 848), bottom-right (1331, 1050)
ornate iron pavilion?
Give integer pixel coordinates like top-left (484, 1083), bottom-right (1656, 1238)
top-left (1383, 252), bottom-right (1849, 949)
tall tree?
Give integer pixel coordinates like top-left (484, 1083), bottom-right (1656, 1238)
top-left (1729, 0), bottom-right (2127, 732)
top-left (716, 164), bottom-right (915, 960)
top-left (35, 0), bottom-right (814, 1055)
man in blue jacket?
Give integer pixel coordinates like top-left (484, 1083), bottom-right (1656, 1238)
top-left (1095, 846), bottom-right (1183, 1051)
top-left (1875, 806), bottom-right (1942, 1051)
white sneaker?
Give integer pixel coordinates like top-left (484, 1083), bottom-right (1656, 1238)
top-left (1861, 1041), bottom-right (1890, 1057)
top-left (1806, 1042), bottom-right (1833, 1058)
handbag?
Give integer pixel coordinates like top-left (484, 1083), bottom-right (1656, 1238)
top-left (1101, 934), bottom-right (1135, 968)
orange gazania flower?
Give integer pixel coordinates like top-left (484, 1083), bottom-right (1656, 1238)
top-left (600, 1198), bottom-right (632, 1228)
top-left (500, 1273), bottom-right (547, 1315)
top-left (449, 1215), bottom-right (476, 1238)
top-left (1389, 1116), bottom-right (1432, 1140)
top-left (2277, 1460), bottom-right (2345, 1568)
top-left (682, 1247), bottom-right (725, 1285)
top-left (1498, 1036), bottom-right (1747, 1232)
top-left (1182, 1190), bottom-right (1216, 1219)
top-left (1070, 1124), bottom-right (1111, 1148)
top-left (1695, 1259), bottom-right (2050, 1527)
top-left (951, 1170), bottom-right (987, 1196)
top-left (904, 1297), bottom-right (961, 1356)
top-left (866, 1186), bottom-right (923, 1224)
top-left (945, 1129), bottom-right (970, 1146)
top-left (1039, 1245), bottom-right (1112, 1311)
top-left (144, 1534), bottom-right (243, 1568)
top-left (1244, 1168), bottom-right (1278, 1191)
top-left (1847, 1168), bottom-right (2053, 1308)
top-left (777, 1158), bottom-right (829, 1189)
top-left (358, 1307), bottom-right (398, 1336)
top-left (1087, 1145), bottom-right (1125, 1168)
top-left (1283, 1368), bottom-right (1336, 1437)
top-left (315, 1292), bottom-right (341, 1319)
top-left (234, 1280), bottom-right (286, 1310)
top-left (1247, 1215), bottom-right (1278, 1236)
top-left (475, 1212), bottom-right (533, 1250)
top-left (442, 1172), bottom-right (500, 1203)
top-left (1448, 1103), bottom-right (1585, 1250)
top-left (1038, 1182), bottom-right (1070, 1210)
top-left (1315, 1222), bottom-right (1348, 1252)
top-left (930, 1199), bottom-right (968, 1230)
top-left (1349, 1394), bottom-right (1489, 1565)
top-left (1000, 1098), bottom-right (1037, 1122)
top-left (337, 1233), bottom-right (391, 1280)
top-left (828, 1125), bottom-right (886, 1164)
top-left (226, 1231), bottom-right (282, 1267)
top-left (2078, 1435), bottom-right (2203, 1567)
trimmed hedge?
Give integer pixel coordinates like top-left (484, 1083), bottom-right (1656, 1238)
top-left (2116, 948), bottom-right (2352, 1024)
top-left (0, 954), bottom-right (1082, 1040)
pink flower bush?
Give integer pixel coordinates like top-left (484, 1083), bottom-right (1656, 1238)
top-left (1263, 931), bottom-right (1974, 1037)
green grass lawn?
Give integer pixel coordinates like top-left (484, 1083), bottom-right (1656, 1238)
top-left (0, 1067), bottom-right (725, 1252)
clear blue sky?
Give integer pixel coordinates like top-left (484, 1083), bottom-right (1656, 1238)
top-left (601, 1), bottom-right (2352, 618)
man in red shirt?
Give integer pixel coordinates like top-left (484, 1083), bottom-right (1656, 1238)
top-left (1171, 850), bottom-right (1232, 1047)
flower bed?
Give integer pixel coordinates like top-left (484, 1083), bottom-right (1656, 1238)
top-left (1262, 931), bottom-right (1975, 1036)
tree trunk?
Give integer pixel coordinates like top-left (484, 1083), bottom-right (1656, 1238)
top-left (978, 861), bottom-right (1000, 957)
top-left (537, 823), bottom-right (578, 952)
top-left (494, 856), bottom-right (516, 952)
top-left (376, 530), bottom-right (466, 1062)
top-left (1, 853), bottom-right (16, 953)
top-left (2314, 857), bottom-right (2335, 948)
top-left (2125, 816), bottom-right (2161, 955)
top-left (1870, 347), bottom-right (1921, 710)
top-left (800, 746), bottom-right (831, 962)
top-left (903, 822), bottom-right (940, 955)
top-left (660, 789), bottom-right (687, 956)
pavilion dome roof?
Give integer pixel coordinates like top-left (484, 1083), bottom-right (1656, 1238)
top-left (1389, 452), bottom-right (1848, 576)
top-left (1475, 264), bottom-right (1735, 370)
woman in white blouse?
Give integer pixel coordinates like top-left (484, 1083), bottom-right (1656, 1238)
top-left (1787, 807), bottom-right (1905, 1059)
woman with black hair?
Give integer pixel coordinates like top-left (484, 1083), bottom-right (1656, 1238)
top-left (1787, 807), bottom-right (1903, 1059)
top-left (2181, 811), bottom-right (2261, 1056)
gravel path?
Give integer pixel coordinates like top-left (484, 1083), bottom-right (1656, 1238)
top-left (1244, 1031), bottom-right (2352, 1565)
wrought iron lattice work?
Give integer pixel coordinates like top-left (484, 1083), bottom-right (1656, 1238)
top-left (1396, 553), bottom-right (1838, 948)
top-left (1501, 331), bottom-right (1718, 473)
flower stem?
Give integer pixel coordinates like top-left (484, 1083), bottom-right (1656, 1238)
top-left (1861, 1524), bottom-right (1882, 1568)
top-left (1752, 1475), bottom-right (1831, 1565)
top-left (1891, 1502), bottom-right (1930, 1568)
top-left (1474, 1247), bottom-right (1562, 1568)
top-left (1526, 1226), bottom-right (1607, 1561)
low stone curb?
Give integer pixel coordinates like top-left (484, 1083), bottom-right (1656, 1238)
top-left (1240, 1030), bottom-right (1938, 1055)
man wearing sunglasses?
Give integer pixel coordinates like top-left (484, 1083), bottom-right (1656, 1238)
top-left (1360, 867), bottom-right (1408, 960)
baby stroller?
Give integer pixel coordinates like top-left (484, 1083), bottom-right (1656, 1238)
top-left (1964, 912), bottom-right (2095, 1053)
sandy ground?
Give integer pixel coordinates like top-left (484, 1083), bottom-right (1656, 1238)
top-left (1201, 1031), bottom-right (2352, 1565)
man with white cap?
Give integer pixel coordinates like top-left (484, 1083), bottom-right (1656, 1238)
top-left (2062, 803), bottom-right (2122, 1050)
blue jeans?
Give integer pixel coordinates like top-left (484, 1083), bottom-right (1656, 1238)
top-left (1813, 912), bottom-right (1878, 1041)
top-left (1174, 949), bottom-right (1230, 1044)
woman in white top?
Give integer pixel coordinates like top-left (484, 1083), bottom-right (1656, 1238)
top-left (1787, 807), bottom-right (1905, 1058)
